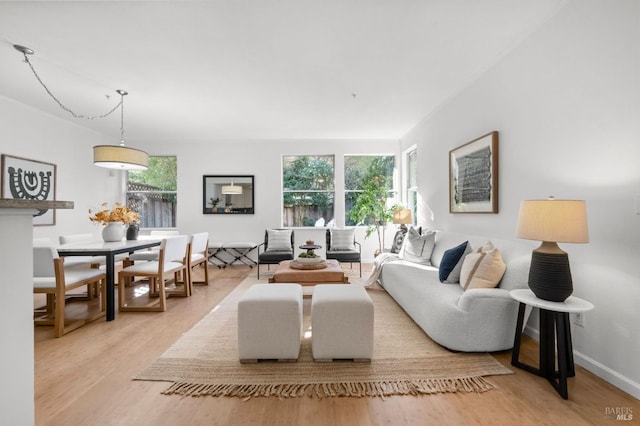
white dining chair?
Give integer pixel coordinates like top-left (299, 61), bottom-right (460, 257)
top-left (188, 232), bottom-right (210, 288)
top-left (33, 246), bottom-right (107, 337)
top-left (118, 235), bottom-right (190, 312)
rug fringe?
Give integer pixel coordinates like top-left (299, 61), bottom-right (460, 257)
top-left (161, 376), bottom-right (498, 399)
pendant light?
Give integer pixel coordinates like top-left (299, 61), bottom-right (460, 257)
top-left (13, 44), bottom-right (148, 170)
top-left (222, 182), bottom-right (243, 195)
top-left (93, 90), bottom-right (148, 170)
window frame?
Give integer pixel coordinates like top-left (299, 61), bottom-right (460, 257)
top-left (281, 154), bottom-right (335, 228)
top-left (404, 147), bottom-right (418, 225)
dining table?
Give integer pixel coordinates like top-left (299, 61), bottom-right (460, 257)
top-left (57, 238), bottom-right (162, 321)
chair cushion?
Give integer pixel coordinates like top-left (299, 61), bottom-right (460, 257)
top-left (266, 229), bottom-right (293, 251)
top-left (129, 251), bottom-right (159, 261)
top-left (326, 250), bottom-right (360, 262)
top-left (122, 260), bottom-right (184, 274)
top-left (259, 250), bottom-right (293, 263)
top-left (330, 228), bottom-right (355, 250)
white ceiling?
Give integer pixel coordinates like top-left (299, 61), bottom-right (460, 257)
top-left (0, 0), bottom-right (568, 142)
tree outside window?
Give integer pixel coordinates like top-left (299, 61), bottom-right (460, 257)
top-left (126, 156), bottom-right (177, 228)
top-left (345, 155), bottom-right (397, 252)
top-left (345, 155), bottom-right (395, 226)
top-left (282, 155), bottom-right (334, 227)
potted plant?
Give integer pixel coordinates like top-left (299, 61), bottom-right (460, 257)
top-left (348, 178), bottom-right (401, 256)
top-left (209, 197), bottom-right (221, 213)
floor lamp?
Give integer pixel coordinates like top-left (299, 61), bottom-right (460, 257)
top-left (516, 197), bottom-right (589, 302)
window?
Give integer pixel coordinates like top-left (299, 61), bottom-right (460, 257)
top-left (127, 156), bottom-right (177, 228)
top-left (344, 155), bottom-right (396, 226)
top-left (282, 155), bottom-right (335, 227)
top-left (406, 148), bottom-right (417, 223)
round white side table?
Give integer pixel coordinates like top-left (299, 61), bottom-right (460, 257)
top-left (510, 289), bottom-right (594, 399)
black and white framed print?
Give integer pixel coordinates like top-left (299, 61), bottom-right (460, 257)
top-left (1, 154), bottom-right (57, 225)
top-left (449, 131), bottom-right (499, 214)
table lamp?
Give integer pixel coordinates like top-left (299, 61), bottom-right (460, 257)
top-left (516, 197), bottom-right (589, 302)
top-left (393, 208), bottom-right (413, 230)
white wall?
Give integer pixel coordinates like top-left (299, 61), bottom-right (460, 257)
top-left (0, 95), bottom-right (400, 259)
top-left (0, 96), bottom-right (124, 242)
top-left (401, 0), bottom-right (640, 398)
top-left (144, 139), bottom-right (400, 260)
top-left (0, 96), bottom-right (121, 425)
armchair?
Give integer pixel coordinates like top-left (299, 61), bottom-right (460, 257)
top-left (326, 228), bottom-right (362, 277)
top-left (257, 229), bottom-right (294, 279)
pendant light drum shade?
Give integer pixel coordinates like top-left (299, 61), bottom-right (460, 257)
top-left (93, 145), bottom-right (149, 171)
top-left (222, 184), bottom-right (243, 195)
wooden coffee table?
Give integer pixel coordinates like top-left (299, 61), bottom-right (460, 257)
top-left (268, 259), bottom-right (349, 286)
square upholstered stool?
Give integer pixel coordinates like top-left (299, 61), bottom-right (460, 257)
top-left (237, 283), bottom-right (303, 363)
top-left (311, 284), bottom-right (374, 362)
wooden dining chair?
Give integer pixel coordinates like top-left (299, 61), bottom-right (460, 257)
top-left (126, 230), bottom-right (180, 263)
top-left (187, 232), bottom-right (210, 290)
top-left (33, 246), bottom-right (107, 337)
top-left (118, 235), bottom-right (190, 312)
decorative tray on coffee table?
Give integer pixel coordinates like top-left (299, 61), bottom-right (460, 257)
top-left (292, 242), bottom-right (326, 269)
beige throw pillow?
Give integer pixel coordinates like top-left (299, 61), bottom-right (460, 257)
top-left (459, 251), bottom-right (485, 291)
top-left (466, 248), bottom-right (506, 290)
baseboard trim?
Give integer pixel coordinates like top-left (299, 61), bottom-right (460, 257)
top-left (523, 327), bottom-right (640, 400)
top-left (572, 351), bottom-right (640, 400)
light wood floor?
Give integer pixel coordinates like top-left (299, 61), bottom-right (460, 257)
top-left (34, 263), bottom-right (638, 426)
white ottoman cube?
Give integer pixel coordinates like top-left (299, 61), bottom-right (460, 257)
top-left (237, 284), bottom-right (303, 363)
top-left (312, 284), bottom-right (374, 362)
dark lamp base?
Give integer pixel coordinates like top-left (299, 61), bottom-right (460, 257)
top-left (528, 250), bottom-right (573, 302)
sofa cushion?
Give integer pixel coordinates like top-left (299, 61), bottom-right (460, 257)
top-left (330, 228), bottom-right (355, 250)
top-left (467, 247), bottom-right (506, 290)
top-left (400, 228), bottom-right (435, 265)
top-left (439, 241), bottom-right (471, 283)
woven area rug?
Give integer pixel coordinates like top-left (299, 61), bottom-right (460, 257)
top-left (135, 277), bottom-right (512, 398)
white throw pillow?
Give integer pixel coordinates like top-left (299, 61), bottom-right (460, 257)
top-left (330, 228), bottom-right (355, 250)
top-left (400, 228), bottom-right (435, 266)
top-left (398, 226), bottom-right (423, 258)
top-left (266, 229), bottom-right (292, 251)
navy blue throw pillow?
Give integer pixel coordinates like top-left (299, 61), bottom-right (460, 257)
top-left (439, 241), bottom-right (470, 283)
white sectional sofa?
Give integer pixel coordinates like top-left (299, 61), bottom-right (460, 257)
top-left (379, 230), bottom-right (534, 352)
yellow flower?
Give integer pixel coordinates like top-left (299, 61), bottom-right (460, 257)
top-left (89, 202), bottom-right (140, 225)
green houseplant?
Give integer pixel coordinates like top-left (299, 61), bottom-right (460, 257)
top-left (349, 177), bottom-right (400, 255)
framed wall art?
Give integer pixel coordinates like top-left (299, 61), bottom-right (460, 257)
top-left (202, 175), bottom-right (254, 214)
top-left (449, 131), bottom-right (499, 214)
top-left (1, 154), bottom-right (57, 225)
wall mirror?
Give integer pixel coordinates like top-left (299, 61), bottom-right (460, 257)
top-left (202, 175), bottom-right (254, 214)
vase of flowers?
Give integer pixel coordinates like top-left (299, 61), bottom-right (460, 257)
top-left (89, 202), bottom-right (140, 242)
top-left (101, 222), bottom-right (124, 242)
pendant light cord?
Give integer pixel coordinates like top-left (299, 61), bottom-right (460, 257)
top-left (18, 47), bottom-right (122, 120)
top-left (119, 90), bottom-right (126, 145)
